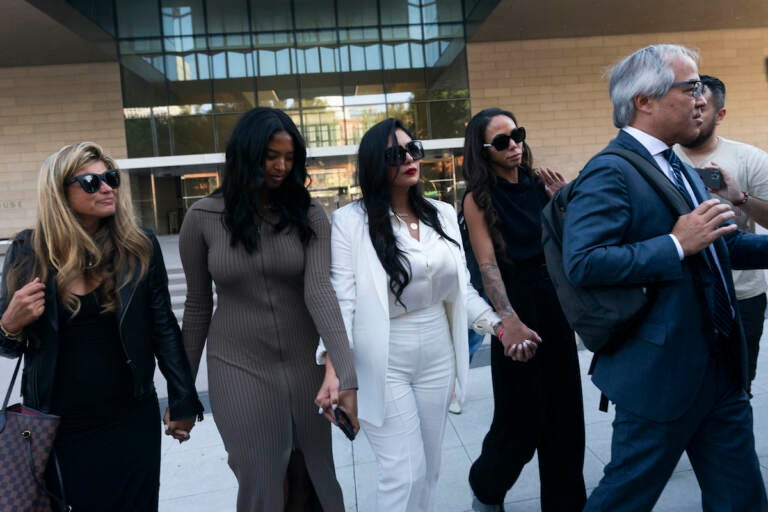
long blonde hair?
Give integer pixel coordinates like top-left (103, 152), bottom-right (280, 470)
top-left (11, 142), bottom-right (151, 315)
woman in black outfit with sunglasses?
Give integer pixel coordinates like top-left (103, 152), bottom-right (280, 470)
top-left (322, 118), bottom-right (506, 511)
top-left (0, 142), bottom-right (203, 511)
top-left (462, 108), bottom-right (586, 511)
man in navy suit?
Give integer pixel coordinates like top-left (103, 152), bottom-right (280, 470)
top-left (563, 44), bottom-right (768, 511)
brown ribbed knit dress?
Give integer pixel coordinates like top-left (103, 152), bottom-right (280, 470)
top-left (179, 195), bottom-right (357, 512)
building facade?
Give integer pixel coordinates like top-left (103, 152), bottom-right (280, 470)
top-left (1, 0), bottom-right (767, 237)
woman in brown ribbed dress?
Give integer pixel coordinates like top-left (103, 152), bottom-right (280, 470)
top-left (179, 107), bottom-right (358, 511)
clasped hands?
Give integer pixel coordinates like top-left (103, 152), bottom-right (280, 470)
top-left (499, 312), bottom-right (542, 362)
top-left (163, 408), bottom-right (197, 444)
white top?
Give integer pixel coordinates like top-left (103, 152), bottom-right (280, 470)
top-left (388, 212), bottom-right (462, 319)
top-left (675, 137), bottom-right (768, 300)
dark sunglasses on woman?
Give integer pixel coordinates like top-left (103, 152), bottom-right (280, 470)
top-left (385, 140), bottom-right (425, 166)
top-left (65, 169), bottom-right (121, 193)
top-left (484, 127), bottom-right (526, 152)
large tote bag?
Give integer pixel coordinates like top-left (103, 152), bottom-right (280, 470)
top-left (0, 357), bottom-right (62, 512)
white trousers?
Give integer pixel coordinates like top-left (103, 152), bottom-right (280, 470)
top-left (360, 303), bottom-right (456, 512)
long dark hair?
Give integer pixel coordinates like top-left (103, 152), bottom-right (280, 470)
top-left (221, 107), bottom-right (313, 252)
top-left (463, 107), bottom-right (534, 257)
top-left (357, 118), bottom-right (457, 307)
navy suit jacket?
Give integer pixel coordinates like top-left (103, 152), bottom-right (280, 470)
top-left (563, 130), bottom-right (768, 421)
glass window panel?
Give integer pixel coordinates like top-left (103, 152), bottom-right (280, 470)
top-left (302, 108), bottom-right (345, 147)
top-left (425, 40), bottom-right (440, 66)
top-left (380, 0), bottom-right (416, 26)
top-left (257, 76), bottom-right (299, 110)
top-left (319, 47), bottom-right (338, 73)
top-left (213, 78), bottom-right (256, 113)
top-left (253, 32), bottom-right (291, 48)
top-left (214, 113), bottom-right (243, 151)
top-left (120, 39), bottom-right (163, 56)
top-left (427, 98), bottom-right (469, 139)
top-left (349, 45), bottom-right (366, 72)
top-left (299, 74), bottom-right (342, 109)
top-left (410, 43), bottom-right (424, 68)
top-left (293, 0), bottom-right (334, 30)
top-left (302, 48), bottom-right (321, 74)
top-left (380, 26), bottom-right (409, 42)
top-left (193, 53), bottom-right (208, 79)
top-left (163, 35), bottom-right (199, 53)
top-left (227, 51), bottom-right (250, 78)
top-left (382, 44), bottom-right (395, 70)
top-left (121, 61), bottom-right (168, 108)
top-left (343, 104), bottom-right (387, 145)
top-left (116, 0), bottom-right (161, 38)
top-left (154, 110), bottom-right (173, 156)
top-left (364, 45), bottom-right (382, 70)
top-left (276, 48), bottom-right (292, 75)
top-left (384, 69), bottom-right (428, 100)
top-left (425, 48), bottom-right (468, 92)
top-left (339, 46), bottom-right (350, 72)
top-left (336, 0), bottom-right (378, 28)
top-left (168, 79), bottom-right (211, 115)
top-left (206, 0), bottom-right (250, 34)
top-left (212, 51), bottom-right (227, 78)
top-left (171, 114), bottom-right (215, 154)
top-left (395, 43), bottom-right (411, 69)
top-left (339, 27), bottom-right (379, 44)
top-left (251, 1), bottom-right (291, 32)
top-left (434, 0), bottom-right (463, 23)
top-left (341, 81), bottom-right (384, 98)
top-left (125, 117), bottom-right (155, 158)
top-left (161, 0), bottom-right (205, 35)
top-left (258, 50), bottom-right (277, 76)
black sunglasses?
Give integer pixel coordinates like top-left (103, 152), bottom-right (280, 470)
top-left (334, 407), bottom-right (356, 441)
top-left (64, 169), bottom-right (121, 194)
top-left (384, 140), bottom-right (425, 166)
top-left (483, 127), bottom-right (526, 152)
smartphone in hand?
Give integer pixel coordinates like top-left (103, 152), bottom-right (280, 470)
top-left (334, 407), bottom-right (356, 441)
top-left (694, 167), bottom-right (724, 189)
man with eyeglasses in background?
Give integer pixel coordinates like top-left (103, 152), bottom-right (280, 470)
top-left (674, 74), bottom-right (768, 397)
top-left (562, 44), bottom-right (768, 511)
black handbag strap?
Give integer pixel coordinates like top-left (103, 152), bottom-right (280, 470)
top-left (0, 356), bottom-right (23, 432)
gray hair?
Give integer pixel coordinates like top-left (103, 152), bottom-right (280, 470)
top-left (608, 44), bottom-right (700, 128)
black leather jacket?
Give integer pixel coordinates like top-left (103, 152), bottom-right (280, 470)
top-left (0, 230), bottom-right (203, 421)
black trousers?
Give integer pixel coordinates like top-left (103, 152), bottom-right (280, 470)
top-left (738, 292), bottom-right (766, 392)
top-left (469, 266), bottom-right (586, 510)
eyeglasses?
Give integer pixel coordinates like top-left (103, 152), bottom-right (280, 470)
top-left (64, 169), bottom-right (121, 193)
top-left (669, 79), bottom-right (704, 98)
top-left (384, 140), bottom-right (424, 166)
top-left (483, 127), bottom-right (526, 151)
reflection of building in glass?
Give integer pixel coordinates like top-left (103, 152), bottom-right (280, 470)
top-left (91, 0), bottom-right (492, 232)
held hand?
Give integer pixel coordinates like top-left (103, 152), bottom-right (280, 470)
top-left (163, 408), bottom-right (196, 443)
top-left (671, 198), bottom-right (738, 256)
top-left (315, 362), bottom-right (340, 425)
top-left (535, 167), bottom-right (567, 198)
top-left (0, 277), bottom-right (46, 334)
top-left (499, 313), bottom-right (542, 362)
top-left (707, 163), bottom-right (742, 203)
top-left (337, 389), bottom-right (360, 436)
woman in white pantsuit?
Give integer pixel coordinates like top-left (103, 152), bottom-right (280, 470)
top-left (320, 118), bottom-right (506, 512)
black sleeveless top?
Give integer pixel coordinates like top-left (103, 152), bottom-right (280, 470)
top-left (51, 290), bottom-right (134, 431)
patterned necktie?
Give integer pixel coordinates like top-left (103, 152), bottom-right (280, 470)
top-left (663, 149), bottom-right (694, 209)
top-left (663, 149), bottom-right (733, 337)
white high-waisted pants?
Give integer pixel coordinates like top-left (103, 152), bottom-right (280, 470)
top-left (360, 302), bottom-right (456, 512)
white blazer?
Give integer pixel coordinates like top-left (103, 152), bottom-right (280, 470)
top-left (326, 198), bottom-right (497, 427)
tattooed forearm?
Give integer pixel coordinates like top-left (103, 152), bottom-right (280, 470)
top-left (479, 262), bottom-right (514, 316)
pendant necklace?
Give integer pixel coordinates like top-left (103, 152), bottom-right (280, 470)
top-left (395, 212), bottom-right (418, 231)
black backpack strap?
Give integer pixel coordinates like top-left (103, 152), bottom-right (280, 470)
top-left (599, 148), bottom-right (690, 217)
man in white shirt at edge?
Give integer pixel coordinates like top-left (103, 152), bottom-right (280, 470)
top-left (675, 74), bottom-right (768, 394)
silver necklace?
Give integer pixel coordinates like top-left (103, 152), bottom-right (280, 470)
top-left (395, 212), bottom-right (418, 231)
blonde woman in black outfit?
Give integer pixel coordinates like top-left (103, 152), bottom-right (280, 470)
top-left (462, 108), bottom-right (586, 511)
top-left (0, 142), bottom-right (203, 511)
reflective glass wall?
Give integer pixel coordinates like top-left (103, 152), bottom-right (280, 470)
top-left (112, 0), bottom-right (485, 157)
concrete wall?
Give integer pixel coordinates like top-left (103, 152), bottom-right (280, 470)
top-left (467, 28), bottom-right (768, 178)
top-left (0, 62), bottom-right (126, 239)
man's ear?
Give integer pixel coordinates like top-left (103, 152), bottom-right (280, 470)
top-left (634, 94), bottom-right (653, 115)
top-left (715, 107), bottom-right (727, 126)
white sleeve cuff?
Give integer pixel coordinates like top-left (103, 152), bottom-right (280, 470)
top-left (315, 338), bottom-right (327, 365)
top-left (668, 234), bottom-right (684, 260)
top-left (471, 309), bottom-right (502, 334)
